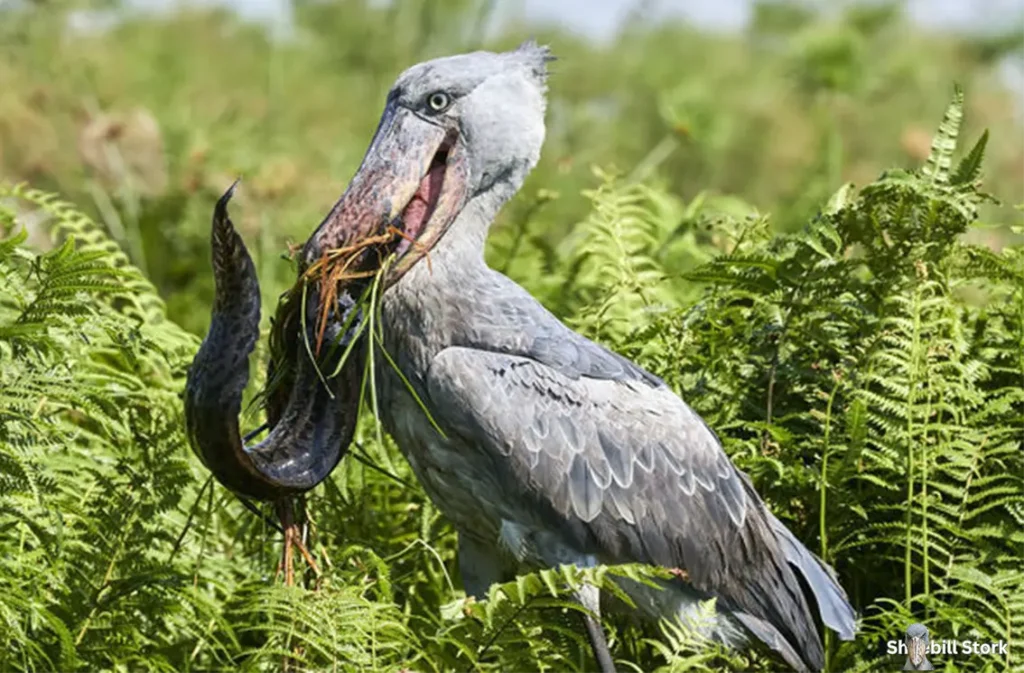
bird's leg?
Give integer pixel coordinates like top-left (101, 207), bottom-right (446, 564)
top-left (574, 583), bottom-right (617, 673)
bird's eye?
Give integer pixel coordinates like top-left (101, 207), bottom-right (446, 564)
top-left (426, 91), bottom-right (451, 112)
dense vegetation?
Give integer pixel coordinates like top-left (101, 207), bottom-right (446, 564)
top-left (1, 1), bottom-right (1022, 671)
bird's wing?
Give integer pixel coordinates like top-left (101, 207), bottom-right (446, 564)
top-left (449, 270), bottom-right (665, 386)
top-left (425, 346), bottom-right (824, 669)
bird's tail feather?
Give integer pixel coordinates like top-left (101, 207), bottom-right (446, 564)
top-left (767, 512), bottom-right (858, 641)
top-left (731, 610), bottom-right (809, 672)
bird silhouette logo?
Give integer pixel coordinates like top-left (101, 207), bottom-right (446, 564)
top-left (904, 623), bottom-right (934, 670)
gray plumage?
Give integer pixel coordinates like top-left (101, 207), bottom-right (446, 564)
top-left (360, 41), bottom-right (857, 671)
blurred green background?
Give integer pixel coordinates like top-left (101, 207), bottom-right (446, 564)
top-left (1, 0), bottom-right (1021, 335)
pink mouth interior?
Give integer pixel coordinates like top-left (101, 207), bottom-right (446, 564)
top-left (397, 144), bottom-right (449, 252)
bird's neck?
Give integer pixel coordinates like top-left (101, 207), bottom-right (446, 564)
top-left (380, 179), bottom-right (520, 376)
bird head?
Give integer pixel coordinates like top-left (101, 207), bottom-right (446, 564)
top-left (300, 40), bottom-right (553, 283)
top-left (905, 622), bottom-right (931, 667)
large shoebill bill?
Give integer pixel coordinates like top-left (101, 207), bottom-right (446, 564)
top-left (301, 42), bottom-right (858, 671)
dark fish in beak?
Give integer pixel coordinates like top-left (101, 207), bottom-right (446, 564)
top-left (301, 102), bottom-right (471, 286)
top-left (184, 183), bottom-right (364, 501)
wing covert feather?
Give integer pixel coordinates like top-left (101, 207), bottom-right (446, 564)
top-left (429, 347), bottom-right (764, 572)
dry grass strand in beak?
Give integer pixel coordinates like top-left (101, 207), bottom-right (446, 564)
top-left (300, 226), bottom-right (434, 353)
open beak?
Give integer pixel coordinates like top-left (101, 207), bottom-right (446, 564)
top-left (301, 102), bottom-right (470, 283)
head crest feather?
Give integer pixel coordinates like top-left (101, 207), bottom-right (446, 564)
top-left (511, 38), bottom-right (555, 83)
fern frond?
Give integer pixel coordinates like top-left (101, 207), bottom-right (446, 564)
top-left (922, 84), bottom-right (964, 186)
top-left (951, 129), bottom-right (989, 186)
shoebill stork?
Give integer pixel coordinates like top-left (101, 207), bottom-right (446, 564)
top-left (310, 41), bottom-right (859, 669)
